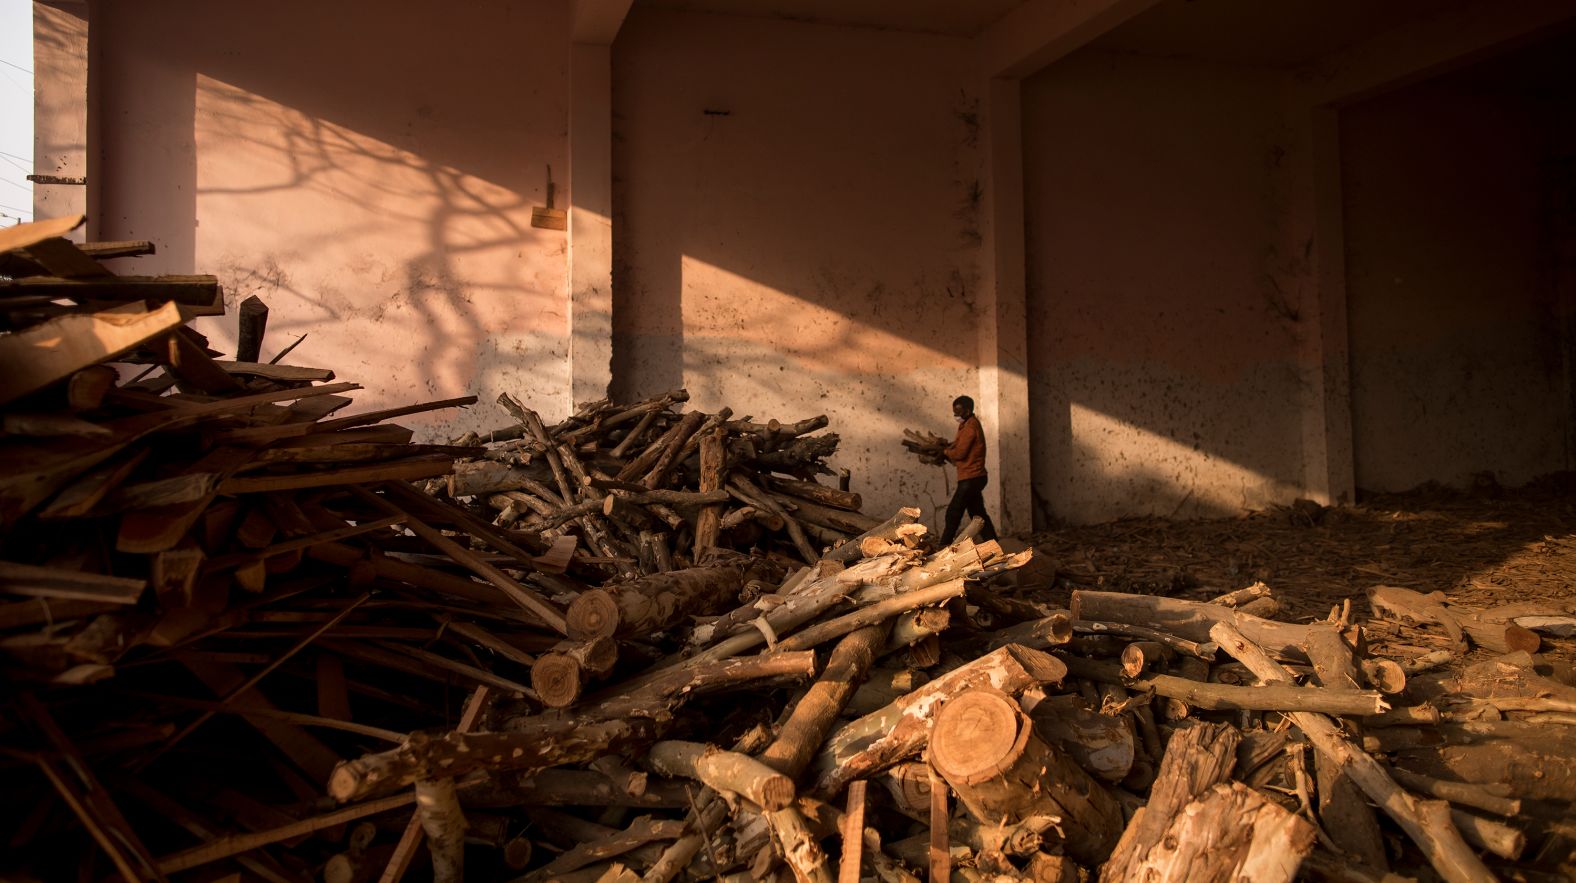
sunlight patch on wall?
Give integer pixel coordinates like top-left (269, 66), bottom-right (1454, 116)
top-left (677, 254), bottom-right (977, 527)
top-left (189, 75), bottom-right (571, 428)
top-left (1062, 402), bottom-right (1301, 519)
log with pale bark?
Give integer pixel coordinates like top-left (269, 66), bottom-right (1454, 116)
top-left (565, 560), bottom-right (761, 641)
top-left (1119, 782), bottom-right (1316, 883)
top-left (1072, 591), bottom-right (1314, 661)
top-left (1209, 622), bottom-right (1495, 883)
top-left (929, 687), bottom-right (1122, 864)
top-left (1057, 654), bottom-right (1389, 715)
top-left (809, 643), bottom-right (1067, 799)
top-left (1304, 622), bottom-right (1389, 870)
top-left (1101, 720), bottom-right (1239, 880)
top-left (328, 649), bottom-right (818, 802)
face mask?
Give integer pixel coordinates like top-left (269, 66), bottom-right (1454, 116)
top-left (955, 414), bottom-right (966, 424)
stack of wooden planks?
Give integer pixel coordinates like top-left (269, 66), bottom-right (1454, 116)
top-left (3, 215), bottom-right (1574, 883)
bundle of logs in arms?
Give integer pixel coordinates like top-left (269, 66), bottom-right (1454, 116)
top-left (1, 212), bottom-right (1574, 883)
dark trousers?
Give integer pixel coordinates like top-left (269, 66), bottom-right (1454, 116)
top-left (941, 475), bottom-right (997, 545)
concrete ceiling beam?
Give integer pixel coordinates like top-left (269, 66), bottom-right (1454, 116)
top-left (1294, 0), bottom-right (1576, 108)
top-left (978, 0), bottom-right (1161, 81)
top-left (573, 0), bottom-right (636, 45)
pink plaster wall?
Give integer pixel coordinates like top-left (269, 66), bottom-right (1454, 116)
top-left (1022, 50), bottom-right (1307, 524)
top-left (611, 8), bottom-right (984, 523)
top-left (32, 2), bottom-right (87, 234)
top-left (91, 0), bottom-right (574, 436)
top-left (1342, 80), bottom-right (1566, 491)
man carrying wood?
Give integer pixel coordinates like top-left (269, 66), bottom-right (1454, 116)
top-left (939, 396), bottom-right (997, 545)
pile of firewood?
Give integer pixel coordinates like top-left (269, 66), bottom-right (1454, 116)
top-left (3, 215), bottom-right (1575, 883)
top-left (436, 387), bottom-right (872, 579)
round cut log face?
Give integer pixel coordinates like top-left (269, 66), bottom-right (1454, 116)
top-left (567, 588), bottom-right (620, 640)
top-left (931, 690), bottom-right (1030, 785)
top-left (532, 654), bottom-right (585, 708)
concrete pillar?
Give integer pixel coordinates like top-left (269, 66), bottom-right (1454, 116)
top-left (1294, 106), bottom-right (1356, 505)
top-left (568, 42), bottom-right (615, 410)
top-left (977, 77), bottom-right (1032, 534)
top-left (32, 0), bottom-right (90, 237)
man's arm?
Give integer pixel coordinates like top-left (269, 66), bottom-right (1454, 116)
top-left (943, 418), bottom-right (980, 464)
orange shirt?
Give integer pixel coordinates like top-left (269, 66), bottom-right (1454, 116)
top-left (944, 415), bottom-right (987, 481)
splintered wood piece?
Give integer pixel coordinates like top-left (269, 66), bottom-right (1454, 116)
top-left (161, 330), bottom-right (243, 394)
top-left (928, 765), bottom-right (950, 883)
top-left (0, 560), bottom-right (146, 604)
top-left (986, 610), bottom-right (1074, 651)
top-left (66, 364), bottom-right (120, 410)
top-left (1072, 619), bottom-right (1218, 660)
top-left (693, 427), bottom-right (727, 558)
top-left (1101, 721), bottom-right (1239, 880)
top-left (824, 507), bottom-right (922, 563)
top-left (930, 688), bottom-right (1121, 865)
top-left (1449, 808), bottom-right (1524, 861)
top-left (0, 213), bottom-right (85, 252)
top-left (0, 273), bottom-right (219, 304)
top-left (765, 804), bottom-right (834, 883)
top-left (838, 781), bottom-right (867, 883)
top-left (217, 361), bottom-right (333, 383)
top-left (236, 295), bottom-right (269, 363)
top-left (1209, 623), bottom-right (1493, 883)
top-left (381, 479), bottom-right (549, 563)
top-left (77, 239), bottom-right (156, 259)
top-left (1122, 782), bottom-right (1315, 883)
top-left (0, 300), bottom-right (185, 406)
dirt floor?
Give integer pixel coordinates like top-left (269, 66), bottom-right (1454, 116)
top-left (1022, 480), bottom-right (1576, 662)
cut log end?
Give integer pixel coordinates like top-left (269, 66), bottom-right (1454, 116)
top-left (328, 761), bottom-right (368, 803)
top-left (931, 690), bottom-right (1030, 785)
top-left (759, 774), bottom-right (798, 812)
top-left (531, 653), bottom-right (585, 709)
top-left (566, 588), bottom-right (621, 641)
